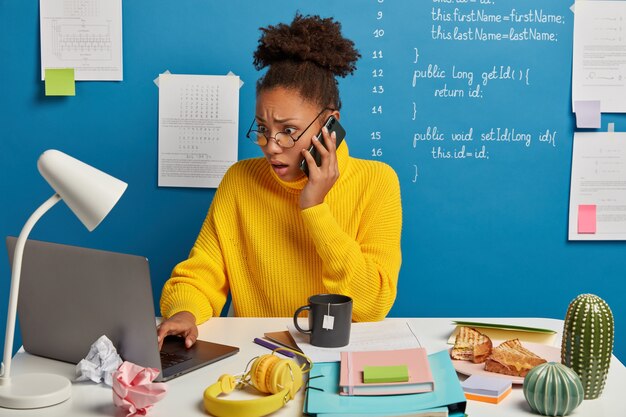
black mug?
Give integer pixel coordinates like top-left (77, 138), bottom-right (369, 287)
top-left (293, 294), bottom-right (352, 347)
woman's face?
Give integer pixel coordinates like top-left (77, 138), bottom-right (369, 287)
top-left (255, 87), bottom-right (325, 182)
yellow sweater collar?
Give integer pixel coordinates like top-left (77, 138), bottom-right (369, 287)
top-left (268, 141), bottom-right (350, 193)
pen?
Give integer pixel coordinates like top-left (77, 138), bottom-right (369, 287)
top-left (253, 337), bottom-right (296, 358)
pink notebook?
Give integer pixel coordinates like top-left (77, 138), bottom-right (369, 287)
top-left (339, 347), bottom-right (434, 396)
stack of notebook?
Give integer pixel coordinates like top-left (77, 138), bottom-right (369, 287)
top-left (304, 350), bottom-right (467, 417)
top-left (339, 347), bottom-right (434, 396)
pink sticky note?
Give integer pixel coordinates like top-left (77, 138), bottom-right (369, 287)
top-left (578, 205), bottom-right (597, 234)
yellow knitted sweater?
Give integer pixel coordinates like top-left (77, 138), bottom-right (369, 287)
top-left (160, 142), bottom-right (402, 323)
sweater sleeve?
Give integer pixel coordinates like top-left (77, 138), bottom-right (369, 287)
top-left (300, 164), bottom-right (402, 322)
top-left (159, 202), bottom-right (229, 324)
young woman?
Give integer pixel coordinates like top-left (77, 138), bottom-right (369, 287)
top-left (157, 14), bottom-right (402, 348)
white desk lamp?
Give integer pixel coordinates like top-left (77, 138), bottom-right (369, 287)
top-left (0, 150), bottom-right (127, 409)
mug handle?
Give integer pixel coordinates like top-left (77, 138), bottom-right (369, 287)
top-left (293, 305), bottom-right (311, 334)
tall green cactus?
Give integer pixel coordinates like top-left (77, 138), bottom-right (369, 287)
top-left (561, 294), bottom-right (614, 400)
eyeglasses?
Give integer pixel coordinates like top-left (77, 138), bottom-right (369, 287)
top-left (246, 108), bottom-right (334, 148)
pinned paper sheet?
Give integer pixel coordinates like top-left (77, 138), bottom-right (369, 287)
top-left (44, 68), bottom-right (75, 96)
top-left (574, 100), bottom-right (601, 128)
top-left (578, 204), bottom-right (597, 234)
top-left (155, 70), bottom-right (244, 89)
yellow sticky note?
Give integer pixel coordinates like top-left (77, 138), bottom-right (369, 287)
top-left (45, 68), bottom-right (75, 96)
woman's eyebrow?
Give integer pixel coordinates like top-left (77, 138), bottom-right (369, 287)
top-left (255, 115), bottom-right (300, 124)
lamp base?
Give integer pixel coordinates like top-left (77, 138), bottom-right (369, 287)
top-left (0, 373), bottom-right (71, 409)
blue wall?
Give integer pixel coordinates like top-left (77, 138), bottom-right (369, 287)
top-left (1, 0), bottom-right (623, 360)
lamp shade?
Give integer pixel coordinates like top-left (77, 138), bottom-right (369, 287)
top-left (37, 150), bottom-right (128, 231)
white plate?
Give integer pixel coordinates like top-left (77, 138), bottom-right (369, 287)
top-left (450, 341), bottom-right (561, 384)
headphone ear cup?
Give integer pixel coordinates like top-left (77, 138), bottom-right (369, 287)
top-left (272, 359), bottom-right (303, 399)
top-left (249, 354), bottom-right (280, 394)
top-left (218, 374), bottom-right (236, 394)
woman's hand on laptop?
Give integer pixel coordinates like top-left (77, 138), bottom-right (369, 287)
top-left (157, 311), bottom-right (198, 350)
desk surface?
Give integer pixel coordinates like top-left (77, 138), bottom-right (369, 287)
top-left (1, 317), bottom-right (624, 417)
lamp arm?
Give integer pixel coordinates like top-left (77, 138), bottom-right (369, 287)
top-left (0, 193), bottom-right (62, 383)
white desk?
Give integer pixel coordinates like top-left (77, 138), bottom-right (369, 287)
top-left (0, 318), bottom-right (624, 417)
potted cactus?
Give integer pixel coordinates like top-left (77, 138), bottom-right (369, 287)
top-left (561, 294), bottom-right (614, 399)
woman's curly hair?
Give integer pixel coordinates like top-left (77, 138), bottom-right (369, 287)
top-left (253, 13), bottom-right (360, 110)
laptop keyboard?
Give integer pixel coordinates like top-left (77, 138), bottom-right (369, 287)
top-left (160, 351), bottom-right (192, 368)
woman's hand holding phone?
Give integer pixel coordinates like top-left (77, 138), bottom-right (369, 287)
top-left (300, 126), bottom-right (340, 209)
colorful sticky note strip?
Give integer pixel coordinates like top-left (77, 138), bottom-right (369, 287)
top-left (578, 204), bottom-right (597, 234)
top-left (462, 374), bottom-right (512, 404)
top-left (461, 374), bottom-right (511, 397)
top-left (45, 68), bottom-right (75, 96)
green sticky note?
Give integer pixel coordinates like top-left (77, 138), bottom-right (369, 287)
top-left (45, 68), bottom-right (75, 96)
top-left (363, 365), bottom-right (409, 384)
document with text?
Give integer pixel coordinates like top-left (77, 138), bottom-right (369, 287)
top-left (572, 1), bottom-right (626, 112)
top-left (569, 132), bottom-right (626, 240)
top-left (158, 74), bottom-right (239, 188)
top-left (40, 0), bottom-right (123, 81)
top-left (287, 320), bottom-right (422, 363)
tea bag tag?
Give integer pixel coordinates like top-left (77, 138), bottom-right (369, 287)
top-left (323, 303), bottom-right (335, 330)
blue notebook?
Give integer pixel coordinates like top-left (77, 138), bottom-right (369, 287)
top-left (304, 350), bottom-right (466, 416)
top-left (319, 413), bottom-right (465, 417)
top-left (315, 410), bottom-right (459, 417)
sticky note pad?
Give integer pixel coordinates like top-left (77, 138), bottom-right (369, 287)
top-left (45, 68), bottom-right (75, 96)
top-left (363, 365), bottom-right (409, 384)
top-left (574, 100), bottom-right (601, 128)
top-left (578, 204), bottom-right (597, 234)
top-left (461, 374), bottom-right (511, 397)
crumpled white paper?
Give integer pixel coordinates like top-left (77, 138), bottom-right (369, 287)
top-left (75, 335), bottom-right (123, 386)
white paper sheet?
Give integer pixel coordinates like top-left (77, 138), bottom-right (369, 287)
top-left (572, 1), bottom-right (626, 112)
top-left (569, 132), bottom-right (626, 240)
top-left (287, 320), bottom-right (422, 363)
top-left (40, 0), bottom-right (123, 81)
top-left (158, 74), bottom-right (239, 188)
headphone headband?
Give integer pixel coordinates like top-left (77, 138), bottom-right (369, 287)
top-left (203, 349), bottom-right (311, 417)
top-left (204, 377), bottom-right (291, 417)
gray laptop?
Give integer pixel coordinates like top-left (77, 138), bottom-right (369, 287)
top-left (6, 237), bottom-right (239, 381)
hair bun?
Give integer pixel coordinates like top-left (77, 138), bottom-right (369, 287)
top-left (253, 13), bottom-right (360, 78)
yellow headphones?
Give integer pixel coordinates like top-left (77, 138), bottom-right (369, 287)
top-left (203, 348), bottom-right (312, 417)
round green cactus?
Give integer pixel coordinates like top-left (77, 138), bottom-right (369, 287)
top-left (524, 362), bottom-right (584, 416)
top-left (561, 294), bottom-right (614, 400)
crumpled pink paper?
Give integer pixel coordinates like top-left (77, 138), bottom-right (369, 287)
top-left (112, 361), bottom-right (168, 417)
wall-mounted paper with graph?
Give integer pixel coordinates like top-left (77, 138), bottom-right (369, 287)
top-left (39, 0), bottom-right (123, 81)
top-left (158, 74), bottom-right (239, 188)
top-left (569, 132), bottom-right (626, 240)
top-left (572, 1), bottom-right (626, 113)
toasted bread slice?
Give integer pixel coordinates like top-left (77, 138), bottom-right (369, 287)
top-left (450, 327), bottom-right (493, 363)
top-left (484, 339), bottom-right (546, 377)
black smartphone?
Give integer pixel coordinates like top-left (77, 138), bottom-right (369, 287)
top-left (300, 116), bottom-right (346, 176)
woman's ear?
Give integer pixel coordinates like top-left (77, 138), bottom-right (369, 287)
top-left (331, 110), bottom-right (340, 121)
